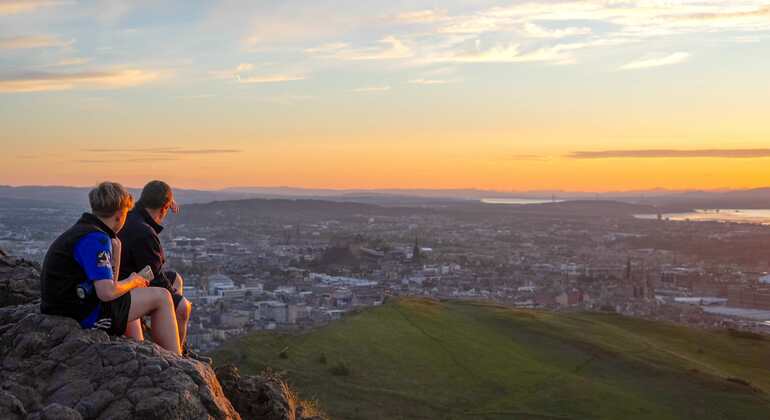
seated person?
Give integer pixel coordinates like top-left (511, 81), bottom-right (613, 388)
top-left (119, 180), bottom-right (194, 355)
top-left (40, 181), bottom-right (181, 355)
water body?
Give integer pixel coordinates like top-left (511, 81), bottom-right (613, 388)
top-left (481, 198), bottom-right (565, 205)
top-left (636, 209), bottom-right (770, 225)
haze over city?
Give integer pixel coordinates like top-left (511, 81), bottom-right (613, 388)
top-left (2, 0), bottom-right (770, 191)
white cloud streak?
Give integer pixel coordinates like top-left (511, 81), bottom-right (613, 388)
top-left (0, 69), bottom-right (159, 93)
top-left (619, 52), bottom-right (690, 70)
top-left (0, 35), bottom-right (72, 49)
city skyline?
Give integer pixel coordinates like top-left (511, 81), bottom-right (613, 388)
top-left (2, 1), bottom-right (770, 190)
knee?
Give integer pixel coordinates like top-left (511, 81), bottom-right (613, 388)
top-left (174, 273), bottom-right (184, 289)
top-left (154, 288), bottom-right (174, 308)
top-left (177, 298), bottom-right (192, 320)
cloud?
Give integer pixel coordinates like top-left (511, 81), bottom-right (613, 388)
top-left (307, 36), bottom-right (411, 60)
top-left (352, 86), bottom-right (390, 92)
top-left (408, 78), bottom-right (457, 85)
top-left (76, 157), bottom-right (180, 164)
top-left (0, 35), bottom-right (72, 50)
top-left (568, 149), bottom-right (770, 159)
top-left (522, 23), bottom-right (592, 39)
top-left (395, 9), bottom-right (448, 24)
top-left (0, 69), bottom-right (159, 93)
top-left (619, 52), bottom-right (690, 70)
top-left (52, 57), bottom-right (89, 66)
top-left (237, 74), bottom-right (305, 83)
top-left (0, 0), bottom-right (67, 15)
top-left (83, 148), bottom-right (242, 155)
top-left (426, 42), bottom-right (576, 64)
top-left (212, 63), bottom-right (305, 84)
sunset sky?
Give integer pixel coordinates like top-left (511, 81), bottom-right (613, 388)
top-left (2, 0), bottom-right (770, 191)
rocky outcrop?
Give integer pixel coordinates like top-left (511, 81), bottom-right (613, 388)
top-left (0, 248), bottom-right (326, 420)
top-left (0, 304), bottom-right (240, 420)
top-left (0, 251), bottom-right (40, 307)
top-left (215, 366), bottom-right (324, 420)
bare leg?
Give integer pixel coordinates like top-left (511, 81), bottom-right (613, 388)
top-left (128, 288), bottom-right (181, 355)
top-left (124, 319), bottom-right (144, 341)
top-left (176, 298), bottom-right (191, 350)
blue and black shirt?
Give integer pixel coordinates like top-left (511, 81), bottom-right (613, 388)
top-left (40, 213), bottom-right (116, 327)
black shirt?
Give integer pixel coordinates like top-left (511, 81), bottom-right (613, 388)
top-left (118, 205), bottom-right (166, 281)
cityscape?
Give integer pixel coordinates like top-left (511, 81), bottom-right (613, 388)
top-left (4, 195), bottom-right (770, 353)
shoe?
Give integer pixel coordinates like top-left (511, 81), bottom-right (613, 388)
top-left (184, 344), bottom-right (213, 365)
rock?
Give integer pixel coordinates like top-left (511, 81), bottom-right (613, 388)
top-left (0, 304), bottom-right (240, 419)
top-left (0, 251), bottom-right (40, 307)
top-left (215, 365), bottom-right (325, 420)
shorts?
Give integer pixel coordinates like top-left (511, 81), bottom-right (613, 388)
top-left (150, 270), bottom-right (184, 309)
top-left (95, 292), bottom-right (132, 336)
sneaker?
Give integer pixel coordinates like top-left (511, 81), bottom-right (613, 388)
top-left (184, 345), bottom-right (213, 365)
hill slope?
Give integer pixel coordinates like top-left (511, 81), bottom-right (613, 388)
top-left (214, 299), bottom-right (770, 419)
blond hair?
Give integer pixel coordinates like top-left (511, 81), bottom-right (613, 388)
top-left (89, 181), bottom-right (134, 217)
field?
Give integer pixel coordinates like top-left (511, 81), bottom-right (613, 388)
top-left (214, 298), bottom-right (770, 419)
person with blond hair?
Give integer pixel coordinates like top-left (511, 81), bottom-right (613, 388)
top-left (40, 181), bottom-right (181, 354)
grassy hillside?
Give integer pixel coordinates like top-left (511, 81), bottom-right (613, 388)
top-left (214, 298), bottom-right (770, 419)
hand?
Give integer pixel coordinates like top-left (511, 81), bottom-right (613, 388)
top-left (129, 273), bottom-right (150, 288)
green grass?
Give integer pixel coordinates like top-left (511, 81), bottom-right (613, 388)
top-left (214, 298), bottom-right (770, 420)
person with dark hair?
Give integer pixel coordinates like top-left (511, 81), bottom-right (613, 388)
top-left (118, 180), bottom-right (198, 358)
top-left (41, 181), bottom-right (181, 355)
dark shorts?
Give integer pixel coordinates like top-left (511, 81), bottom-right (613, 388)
top-left (150, 270), bottom-right (184, 309)
top-left (97, 292), bottom-right (132, 336)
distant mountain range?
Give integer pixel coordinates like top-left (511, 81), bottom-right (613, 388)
top-left (2, 184), bottom-right (770, 212)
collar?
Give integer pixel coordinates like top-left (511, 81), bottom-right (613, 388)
top-left (135, 204), bottom-right (164, 234)
top-left (77, 213), bottom-right (117, 238)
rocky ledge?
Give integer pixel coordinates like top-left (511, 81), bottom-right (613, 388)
top-left (0, 249), bottom-right (325, 420)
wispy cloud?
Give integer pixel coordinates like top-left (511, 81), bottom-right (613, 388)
top-left (83, 148), bottom-right (242, 155)
top-left (0, 0), bottom-right (67, 15)
top-left (307, 36), bottom-right (411, 60)
top-left (408, 78), bottom-right (456, 85)
top-left (0, 35), bottom-right (72, 50)
top-left (522, 23), bottom-right (592, 39)
top-left (237, 74), bottom-right (305, 83)
top-left (51, 57), bottom-right (89, 66)
top-left (568, 149), bottom-right (770, 159)
top-left (0, 69), bottom-right (159, 93)
top-left (394, 9), bottom-right (448, 24)
top-left (619, 52), bottom-right (690, 70)
top-left (212, 63), bottom-right (306, 84)
top-left (353, 85), bottom-right (390, 93)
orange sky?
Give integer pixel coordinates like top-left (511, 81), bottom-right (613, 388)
top-left (2, 1), bottom-right (770, 191)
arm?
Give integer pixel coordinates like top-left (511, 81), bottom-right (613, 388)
top-left (111, 237), bottom-right (122, 282)
top-left (94, 274), bottom-right (148, 302)
top-left (73, 232), bottom-right (148, 303)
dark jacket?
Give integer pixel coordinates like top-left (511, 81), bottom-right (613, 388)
top-left (40, 213), bottom-right (115, 320)
top-left (118, 205), bottom-right (166, 282)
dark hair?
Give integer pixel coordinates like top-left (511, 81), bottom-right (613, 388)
top-left (89, 181), bottom-right (134, 217)
top-left (138, 180), bottom-right (173, 210)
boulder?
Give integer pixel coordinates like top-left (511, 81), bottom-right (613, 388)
top-left (0, 250), bottom-right (40, 307)
top-left (215, 365), bottom-right (325, 420)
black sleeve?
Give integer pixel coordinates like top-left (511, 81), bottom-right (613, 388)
top-left (132, 232), bottom-right (164, 278)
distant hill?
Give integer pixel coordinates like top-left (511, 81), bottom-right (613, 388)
top-left (215, 298), bottom-right (770, 420)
